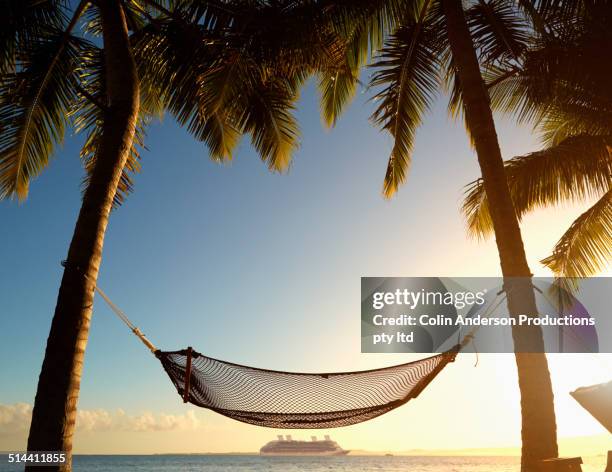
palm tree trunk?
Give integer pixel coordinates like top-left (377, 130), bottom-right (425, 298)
top-left (25, 1), bottom-right (139, 470)
top-left (440, 0), bottom-right (558, 469)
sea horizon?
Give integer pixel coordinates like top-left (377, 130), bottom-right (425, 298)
top-left (5, 432), bottom-right (609, 457)
top-left (0, 453), bottom-right (608, 472)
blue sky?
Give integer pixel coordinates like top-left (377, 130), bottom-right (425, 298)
top-left (1, 80), bottom-right (611, 453)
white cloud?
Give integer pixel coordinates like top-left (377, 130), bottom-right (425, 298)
top-left (0, 403), bottom-right (200, 434)
top-left (0, 403), bottom-right (31, 434)
top-left (76, 408), bottom-right (200, 432)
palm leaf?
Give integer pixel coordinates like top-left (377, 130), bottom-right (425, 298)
top-left (542, 189), bottom-right (612, 277)
top-left (232, 2), bottom-right (344, 74)
top-left (307, 0), bottom-right (440, 130)
top-left (369, 12), bottom-right (442, 197)
top-left (538, 99), bottom-right (612, 147)
top-left (463, 134), bottom-right (612, 237)
top-left (0, 28), bottom-right (87, 200)
top-left (516, 0), bottom-right (548, 38)
top-left (467, 0), bottom-right (529, 66)
top-left (485, 62), bottom-right (539, 121)
top-left (238, 72), bottom-right (301, 172)
top-left (325, 0), bottom-right (425, 56)
top-left (318, 58), bottom-right (359, 128)
top-left (134, 16), bottom-right (241, 160)
top-left (216, 1), bottom-right (351, 128)
top-left (0, 0), bottom-right (67, 74)
top-left (135, 1), bottom-right (328, 169)
top-left (484, 34), bottom-right (574, 123)
top-left (488, 3), bottom-right (612, 127)
top-left (535, 0), bottom-right (586, 29)
top-left (195, 50), bottom-right (255, 160)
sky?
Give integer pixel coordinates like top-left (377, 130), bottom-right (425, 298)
top-left (1, 78), bottom-right (611, 455)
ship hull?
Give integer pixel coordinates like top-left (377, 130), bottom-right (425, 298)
top-left (260, 450), bottom-right (350, 456)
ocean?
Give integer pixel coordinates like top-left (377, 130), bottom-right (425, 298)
top-left (0, 455), bottom-right (607, 471)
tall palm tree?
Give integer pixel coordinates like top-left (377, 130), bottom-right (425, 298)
top-left (1, 1), bottom-right (344, 469)
top-left (322, 0), bottom-right (559, 468)
top-left (2, 3), bottom-right (142, 467)
top-left (463, 0), bottom-right (612, 280)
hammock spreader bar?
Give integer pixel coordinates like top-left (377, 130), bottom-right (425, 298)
top-left (183, 346), bottom-right (193, 403)
top-left (88, 270), bottom-right (487, 430)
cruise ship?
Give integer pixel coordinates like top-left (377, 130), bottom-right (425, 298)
top-left (260, 435), bottom-right (349, 456)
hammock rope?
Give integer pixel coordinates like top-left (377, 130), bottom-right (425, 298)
top-left (66, 261), bottom-right (505, 429)
top-left (93, 284), bottom-right (158, 353)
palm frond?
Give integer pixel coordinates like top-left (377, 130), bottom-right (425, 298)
top-left (535, 0), bottom-right (586, 29)
top-left (196, 51), bottom-right (257, 160)
top-left (488, 2), bottom-right (612, 127)
top-left (0, 0), bottom-right (67, 74)
top-left (215, 1), bottom-right (352, 128)
top-left (318, 59), bottom-right (359, 128)
top-left (485, 51), bottom-right (551, 123)
top-left (0, 28), bottom-right (87, 200)
top-left (325, 0), bottom-right (425, 57)
top-left (80, 1), bottom-right (104, 36)
top-left (516, 0), bottom-right (548, 37)
top-left (369, 16), bottom-right (442, 197)
top-left (467, 0), bottom-right (529, 66)
top-left (134, 1), bottom-right (327, 169)
top-left (238, 73), bottom-right (301, 172)
top-left (315, 2), bottom-right (374, 128)
top-left (462, 134), bottom-right (612, 237)
top-left (241, 2), bottom-right (346, 75)
top-left (134, 16), bottom-right (241, 160)
top-left (155, 0), bottom-right (236, 26)
top-left (542, 189), bottom-right (612, 277)
top-left (484, 32), bottom-right (578, 121)
top-left (538, 99), bottom-right (612, 147)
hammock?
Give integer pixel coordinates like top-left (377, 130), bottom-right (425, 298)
top-left (92, 278), bottom-right (470, 429)
top-left (156, 347), bottom-right (457, 428)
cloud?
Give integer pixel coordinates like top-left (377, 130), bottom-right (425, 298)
top-left (76, 409), bottom-right (200, 432)
top-left (0, 403), bottom-right (200, 434)
top-left (0, 403), bottom-right (31, 434)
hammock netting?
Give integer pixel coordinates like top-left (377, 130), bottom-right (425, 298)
top-left (156, 347), bottom-right (457, 429)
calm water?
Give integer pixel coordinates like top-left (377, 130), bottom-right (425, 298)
top-left (0, 454), bottom-right (607, 471)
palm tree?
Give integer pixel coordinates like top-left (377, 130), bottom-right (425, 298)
top-left (463, 0), bottom-right (612, 280)
top-left (3, 2), bottom-right (141, 467)
top-left (322, 0), bottom-right (559, 468)
top-left (1, 1), bottom-right (344, 469)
